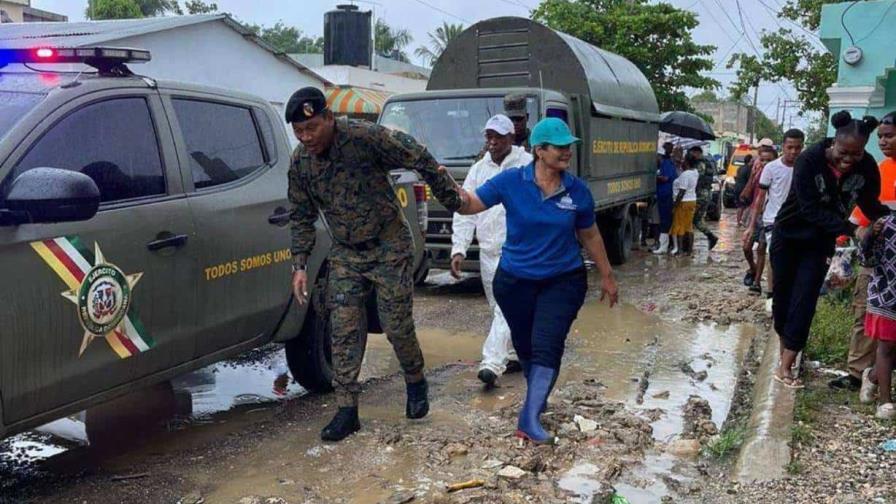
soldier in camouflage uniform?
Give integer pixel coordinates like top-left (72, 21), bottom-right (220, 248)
top-left (689, 146), bottom-right (719, 252)
top-left (286, 87), bottom-right (463, 441)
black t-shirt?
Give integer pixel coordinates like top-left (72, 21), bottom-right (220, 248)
top-left (775, 139), bottom-right (889, 254)
top-left (734, 162), bottom-right (752, 193)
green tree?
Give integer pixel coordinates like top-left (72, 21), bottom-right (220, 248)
top-left (414, 22), bottom-right (464, 67)
top-left (85, 0), bottom-right (143, 19)
top-left (181, 0), bottom-right (217, 14)
top-left (754, 111), bottom-right (783, 144)
top-left (804, 113), bottom-right (829, 145)
top-left (245, 22), bottom-right (323, 54)
top-left (375, 18), bottom-right (412, 63)
top-left (532, 0), bottom-right (718, 112)
top-left (727, 0), bottom-right (849, 114)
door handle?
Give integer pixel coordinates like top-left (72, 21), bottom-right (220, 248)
top-left (147, 234), bottom-right (188, 251)
top-left (268, 207), bottom-right (290, 226)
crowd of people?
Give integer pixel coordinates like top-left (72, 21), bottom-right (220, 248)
top-left (649, 142), bottom-right (718, 255)
top-left (286, 81), bottom-right (896, 444)
top-left (725, 109), bottom-right (896, 418)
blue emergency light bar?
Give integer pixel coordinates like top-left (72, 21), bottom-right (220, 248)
top-left (0, 47), bottom-right (151, 70)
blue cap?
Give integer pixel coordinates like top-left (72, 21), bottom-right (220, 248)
top-left (529, 118), bottom-right (581, 147)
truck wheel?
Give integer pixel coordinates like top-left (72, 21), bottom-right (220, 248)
top-left (414, 251), bottom-right (430, 287)
top-left (285, 266), bottom-right (342, 394)
top-left (284, 301), bottom-right (335, 393)
top-left (603, 213), bottom-right (633, 266)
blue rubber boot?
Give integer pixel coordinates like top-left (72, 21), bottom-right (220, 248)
top-left (515, 364), bottom-right (557, 444)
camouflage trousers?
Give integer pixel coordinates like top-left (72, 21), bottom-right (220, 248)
top-left (328, 255), bottom-right (423, 407)
top-left (692, 198), bottom-right (714, 238)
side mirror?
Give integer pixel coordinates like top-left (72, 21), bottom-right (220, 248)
top-left (2, 168), bottom-right (100, 225)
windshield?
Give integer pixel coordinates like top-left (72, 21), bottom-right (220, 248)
top-left (380, 96), bottom-right (537, 163)
top-left (0, 91), bottom-right (42, 141)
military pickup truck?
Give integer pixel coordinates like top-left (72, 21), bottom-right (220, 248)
top-left (0, 47), bottom-right (429, 440)
top-left (380, 16), bottom-right (661, 269)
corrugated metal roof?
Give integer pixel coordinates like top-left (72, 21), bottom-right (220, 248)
top-left (0, 14), bottom-right (331, 85)
top-left (0, 15), bottom-right (222, 47)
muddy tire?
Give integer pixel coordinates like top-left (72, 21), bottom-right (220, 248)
top-left (285, 301), bottom-right (334, 393)
top-left (413, 251), bottom-right (430, 287)
top-left (603, 213), bottom-right (633, 266)
top-left (285, 270), bottom-right (335, 393)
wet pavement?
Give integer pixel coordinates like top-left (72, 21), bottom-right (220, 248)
top-left (0, 215), bottom-right (765, 503)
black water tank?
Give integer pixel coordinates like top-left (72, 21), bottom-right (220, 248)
top-left (324, 4), bottom-right (371, 67)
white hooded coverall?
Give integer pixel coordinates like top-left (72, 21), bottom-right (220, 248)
top-left (451, 146), bottom-right (533, 375)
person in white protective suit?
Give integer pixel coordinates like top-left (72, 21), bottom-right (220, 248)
top-left (451, 114), bottom-right (533, 387)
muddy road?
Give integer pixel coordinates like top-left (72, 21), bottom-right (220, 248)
top-left (1, 215), bottom-right (772, 503)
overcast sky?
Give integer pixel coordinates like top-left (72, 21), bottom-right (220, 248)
top-left (35, 0), bottom-right (824, 128)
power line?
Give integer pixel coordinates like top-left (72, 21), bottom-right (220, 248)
top-left (494, 0), bottom-right (533, 12)
top-left (733, 0), bottom-right (761, 55)
top-left (840, 0), bottom-right (860, 46)
top-left (408, 0), bottom-right (470, 24)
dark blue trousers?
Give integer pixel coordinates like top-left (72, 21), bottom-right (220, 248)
top-left (493, 266), bottom-right (588, 370)
top-left (657, 193), bottom-right (674, 233)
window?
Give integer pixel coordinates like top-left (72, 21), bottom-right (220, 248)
top-left (546, 108), bottom-right (568, 122)
top-left (380, 96), bottom-right (538, 163)
top-left (11, 97), bottom-right (165, 203)
top-left (254, 107), bottom-right (278, 164)
top-left (172, 99), bottom-right (265, 189)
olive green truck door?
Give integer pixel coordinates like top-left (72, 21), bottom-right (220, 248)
top-left (0, 91), bottom-right (200, 425)
top-left (160, 90), bottom-right (294, 357)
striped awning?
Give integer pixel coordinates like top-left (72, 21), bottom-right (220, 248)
top-left (325, 87), bottom-right (391, 115)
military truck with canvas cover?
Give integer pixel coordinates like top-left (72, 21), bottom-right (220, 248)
top-left (379, 17), bottom-right (660, 268)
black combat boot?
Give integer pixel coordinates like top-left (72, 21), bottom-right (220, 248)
top-left (320, 407), bottom-right (360, 442)
top-left (406, 378), bottom-right (429, 419)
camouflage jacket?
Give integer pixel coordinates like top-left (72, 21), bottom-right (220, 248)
top-left (694, 158), bottom-right (716, 200)
top-left (289, 117), bottom-right (462, 263)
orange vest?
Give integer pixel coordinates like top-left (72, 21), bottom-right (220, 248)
top-left (850, 158), bottom-right (896, 228)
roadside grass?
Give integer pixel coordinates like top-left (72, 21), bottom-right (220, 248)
top-left (703, 424), bottom-right (746, 460)
top-left (806, 293), bottom-right (853, 367)
top-left (790, 422), bottom-right (813, 445)
top-left (786, 459), bottom-right (805, 475)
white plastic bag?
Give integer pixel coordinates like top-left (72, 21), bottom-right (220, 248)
top-left (824, 246), bottom-right (858, 292)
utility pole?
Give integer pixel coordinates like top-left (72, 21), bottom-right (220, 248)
top-left (775, 97), bottom-right (781, 129)
top-left (749, 81), bottom-right (759, 144)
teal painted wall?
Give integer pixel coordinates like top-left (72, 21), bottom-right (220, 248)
top-left (820, 0), bottom-right (896, 161)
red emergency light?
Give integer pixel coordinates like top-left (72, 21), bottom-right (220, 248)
top-left (0, 46), bottom-right (151, 73)
top-left (35, 48), bottom-right (56, 59)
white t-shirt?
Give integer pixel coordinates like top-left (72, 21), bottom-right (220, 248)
top-left (758, 157), bottom-right (794, 225)
top-left (673, 169), bottom-right (698, 202)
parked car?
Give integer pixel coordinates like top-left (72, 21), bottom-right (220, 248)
top-left (0, 47), bottom-right (429, 440)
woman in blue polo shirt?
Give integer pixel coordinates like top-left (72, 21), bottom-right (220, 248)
top-left (455, 118), bottom-right (619, 443)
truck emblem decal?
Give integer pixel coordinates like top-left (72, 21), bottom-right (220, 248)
top-left (31, 237), bottom-right (154, 359)
top-left (439, 223), bottom-right (451, 235)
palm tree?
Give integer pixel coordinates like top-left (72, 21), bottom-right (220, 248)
top-left (374, 19), bottom-right (413, 63)
top-left (415, 22), bottom-right (464, 67)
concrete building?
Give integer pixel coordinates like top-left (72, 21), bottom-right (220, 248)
top-left (0, 0), bottom-right (66, 23)
top-left (692, 99), bottom-right (750, 139)
top-left (820, 0), bottom-right (896, 160)
top-left (0, 15), bottom-right (329, 120)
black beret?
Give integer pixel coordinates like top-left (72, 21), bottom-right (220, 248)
top-left (285, 87), bottom-right (327, 123)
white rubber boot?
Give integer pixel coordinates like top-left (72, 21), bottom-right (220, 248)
top-left (669, 235), bottom-right (679, 255)
top-left (653, 233), bottom-right (669, 254)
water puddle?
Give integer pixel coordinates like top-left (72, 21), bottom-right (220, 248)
top-left (563, 300), bottom-right (754, 500)
top-left (2, 327), bottom-right (484, 475)
top-left (558, 462), bottom-right (607, 503)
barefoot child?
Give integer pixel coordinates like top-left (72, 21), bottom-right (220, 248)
top-left (860, 214), bottom-right (896, 419)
